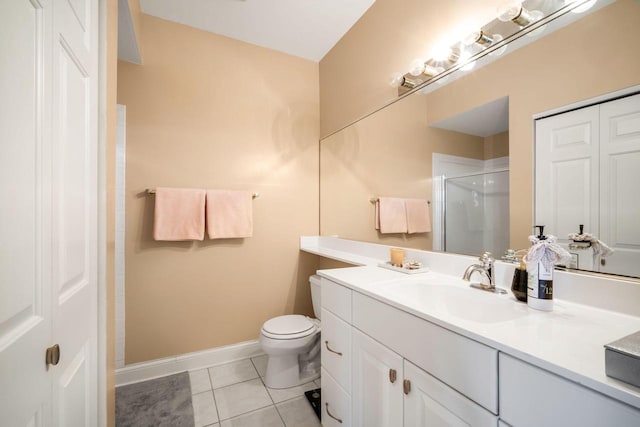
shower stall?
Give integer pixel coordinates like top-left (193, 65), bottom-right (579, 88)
top-left (443, 170), bottom-right (510, 257)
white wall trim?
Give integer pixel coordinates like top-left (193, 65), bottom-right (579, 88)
top-left (115, 340), bottom-right (264, 387)
top-left (97, 0), bottom-right (108, 425)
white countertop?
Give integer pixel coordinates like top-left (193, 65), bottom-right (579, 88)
top-left (317, 265), bottom-right (640, 410)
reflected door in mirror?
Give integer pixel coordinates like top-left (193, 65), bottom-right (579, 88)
top-left (535, 93), bottom-right (640, 278)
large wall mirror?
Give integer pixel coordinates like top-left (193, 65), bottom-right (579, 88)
top-left (319, 0), bottom-right (640, 278)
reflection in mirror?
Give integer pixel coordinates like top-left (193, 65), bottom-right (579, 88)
top-left (535, 92), bottom-right (640, 278)
top-left (319, 0), bottom-right (640, 278)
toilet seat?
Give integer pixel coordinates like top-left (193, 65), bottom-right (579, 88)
top-left (261, 315), bottom-right (318, 340)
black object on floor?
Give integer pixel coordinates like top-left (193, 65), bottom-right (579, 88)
top-left (304, 387), bottom-right (321, 420)
top-left (115, 371), bottom-right (194, 427)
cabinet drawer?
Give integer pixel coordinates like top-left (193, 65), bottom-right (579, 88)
top-left (404, 360), bottom-right (497, 427)
top-left (321, 277), bottom-right (352, 322)
top-left (500, 353), bottom-right (640, 427)
top-left (322, 367), bottom-right (352, 427)
top-left (352, 292), bottom-right (498, 413)
top-left (322, 308), bottom-right (352, 393)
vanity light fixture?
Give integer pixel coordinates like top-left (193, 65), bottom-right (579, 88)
top-left (565, 0), bottom-right (597, 13)
top-left (394, 0), bottom-right (599, 96)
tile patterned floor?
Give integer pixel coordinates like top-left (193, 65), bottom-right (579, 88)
top-left (189, 355), bottom-right (321, 427)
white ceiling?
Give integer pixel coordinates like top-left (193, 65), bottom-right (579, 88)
top-left (138, 0), bottom-right (376, 61)
top-left (430, 97), bottom-right (509, 138)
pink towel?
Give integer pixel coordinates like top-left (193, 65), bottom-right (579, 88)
top-left (153, 188), bottom-right (206, 241)
top-left (206, 190), bottom-right (253, 239)
top-left (375, 197), bottom-right (408, 234)
top-left (405, 198), bottom-right (431, 234)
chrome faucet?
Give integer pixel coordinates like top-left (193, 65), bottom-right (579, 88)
top-left (463, 252), bottom-right (507, 294)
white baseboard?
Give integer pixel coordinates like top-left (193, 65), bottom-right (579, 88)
top-left (115, 340), bottom-right (264, 387)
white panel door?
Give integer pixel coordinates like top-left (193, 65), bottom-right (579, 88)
top-left (51, 0), bottom-right (98, 425)
top-left (351, 329), bottom-right (403, 427)
top-left (0, 0), bottom-right (98, 425)
top-left (535, 106), bottom-right (600, 244)
top-left (0, 1), bottom-right (53, 425)
top-left (599, 94), bottom-right (640, 277)
top-left (403, 360), bottom-right (497, 427)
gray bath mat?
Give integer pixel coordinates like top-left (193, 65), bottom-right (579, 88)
top-left (116, 371), bottom-right (194, 427)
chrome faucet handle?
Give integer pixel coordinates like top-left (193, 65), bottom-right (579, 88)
top-left (479, 251), bottom-right (494, 266)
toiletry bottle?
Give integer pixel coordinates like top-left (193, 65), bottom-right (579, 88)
top-left (568, 224), bottom-right (594, 270)
top-left (511, 257), bottom-right (528, 302)
top-left (527, 226), bottom-right (554, 311)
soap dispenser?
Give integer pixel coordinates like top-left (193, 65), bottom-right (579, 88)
top-left (567, 224), bottom-right (594, 270)
top-left (523, 226), bottom-right (570, 312)
top-left (526, 226), bottom-right (554, 311)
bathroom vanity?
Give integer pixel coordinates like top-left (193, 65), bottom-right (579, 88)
top-left (302, 237), bottom-right (640, 427)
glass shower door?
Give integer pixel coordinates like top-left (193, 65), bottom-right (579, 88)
top-left (444, 170), bottom-right (509, 257)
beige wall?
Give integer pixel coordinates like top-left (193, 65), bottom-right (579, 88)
top-left (320, 0), bottom-right (640, 251)
top-left (484, 131), bottom-right (509, 160)
top-left (106, 0), bottom-right (118, 424)
top-left (319, 0), bottom-right (504, 138)
top-left (320, 92), bottom-right (484, 249)
top-left (118, 15), bottom-right (320, 363)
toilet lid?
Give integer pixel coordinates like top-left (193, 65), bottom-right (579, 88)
top-left (262, 315), bottom-right (315, 336)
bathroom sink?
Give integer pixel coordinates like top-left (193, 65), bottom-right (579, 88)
top-left (373, 277), bottom-right (528, 324)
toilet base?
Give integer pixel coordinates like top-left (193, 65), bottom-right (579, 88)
top-left (263, 353), bottom-right (320, 389)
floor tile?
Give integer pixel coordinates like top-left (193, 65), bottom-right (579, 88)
top-left (267, 381), bottom-right (317, 404)
top-left (276, 396), bottom-right (321, 427)
top-left (210, 359), bottom-right (259, 389)
top-left (251, 355), bottom-right (268, 377)
top-left (219, 406), bottom-right (285, 427)
top-left (193, 391), bottom-right (219, 427)
top-left (214, 378), bottom-right (273, 420)
top-left (190, 369), bottom-right (213, 395)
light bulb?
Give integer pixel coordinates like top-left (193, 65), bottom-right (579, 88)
top-left (389, 72), bottom-right (405, 88)
top-left (424, 65), bottom-right (444, 77)
top-left (498, 1), bottom-right (524, 22)
top-left (409, 59), bottom-right (426, 77)
top-left (565, 0), bottom-right (597, 13)
top-left (432, 44), bottom-right (453, 62)
top-left (498, 2), bottom-right (542, 27)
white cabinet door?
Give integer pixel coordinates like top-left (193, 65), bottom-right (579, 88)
top-left (500, 353), bottom-right (640, 427)
top-left (535, 105), bottom-right (600, 245)
top-left (404, 360), bottom-right (497, 427)
top-left (351, 328), bottom-right (403, 427)
top-left (599, 93), bottom-right (640, 277)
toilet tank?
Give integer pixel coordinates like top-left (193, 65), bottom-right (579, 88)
top-left (309, 275), bottom-right (322, 320)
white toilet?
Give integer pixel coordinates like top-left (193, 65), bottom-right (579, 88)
top-left (259, 275), bottom-right (322, 389)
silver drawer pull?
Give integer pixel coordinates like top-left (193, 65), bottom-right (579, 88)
top-left (325, 403), bottom-right (343, 424)
top-left (325, 340), bottom-right (343, 356)
top-left (389, 368), bottom-right (397, 383)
